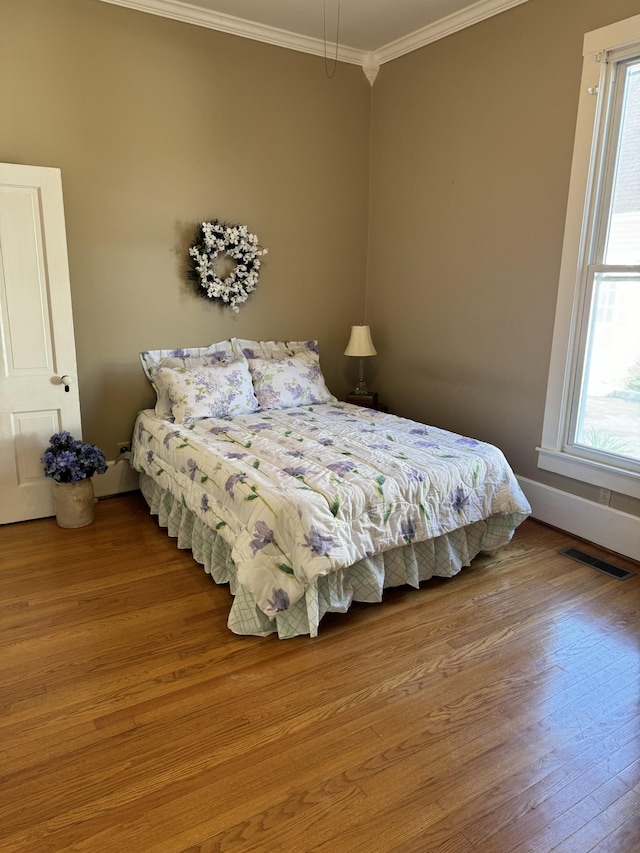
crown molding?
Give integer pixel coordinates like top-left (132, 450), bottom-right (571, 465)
top-left (375, 0), bottom-right (531, 64)
top-left (98, 0), bottom-right (532, 81)
top-left (98, 0), bottom-right (367, 66)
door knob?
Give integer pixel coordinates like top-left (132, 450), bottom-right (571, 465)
top-left (60, 375), bottom-right (72, 392)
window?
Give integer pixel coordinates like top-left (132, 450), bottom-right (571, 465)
top-left (538, 14), bottom-right (640, 499)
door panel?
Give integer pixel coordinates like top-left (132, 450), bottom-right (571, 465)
top-left (0, 163), bottom-right (82, 524)
top-left (0, 186), bottom-right (54, 370)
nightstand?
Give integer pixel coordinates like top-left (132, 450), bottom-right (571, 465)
top-left (346, 392), bottom-right (379, 409)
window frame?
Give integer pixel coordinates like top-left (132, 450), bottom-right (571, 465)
top-left (538, 13), bottom-right (640, 500)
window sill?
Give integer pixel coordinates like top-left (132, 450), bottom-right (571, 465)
top-left (537, 446), bottom-right (640, 499)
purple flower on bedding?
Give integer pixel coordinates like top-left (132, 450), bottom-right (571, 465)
top-left (327, 460), bottom-right (356, 476)
top-left (451, 487), bottom-right (471, 512)
top-left (401, 518), bottom-right (417, 543)
top-left (406, 468), bottom-right (426, 483)
top-left (242, 347), bottom-right (256, 359)
top-left (226, 452), bottom-right (248, 460)
top-left (168, 348), bottom-right (189, 357)
top-left (209, 426), bottom-right (231, 435)
top-left (318, 437), bottom-right (334, 446)
top-left (283, 466), bottom-right (307, 478)
top-left (187, 458), bottom-right (197, 481)
top-left (249, 423), bottom-right (272, 432)
top-left (249, 520), bottom-right (275, 556)
top-left (285, 382), bottom-right (305, 401)
top-left (285, 450), bottom-right (304, 458)
top-left (303, 526), bottom-right (334, 555)
top-left (228, 370), bottom-right (246, 389)
top-left (163, 430), bottom-right (180, 446)
top-left (267, 587), bottom-right (290, 612)
top-left (416, 440), bottom-right (438, 449)
top-left (201, 494), bottom-right (209, 512)
top-left (225, 472), bottom-right (246, 498)
top-left (410, 427), bottom-right (429, 436)
top-left (146, 450), bottom-right (154, 465)
top-left (137, 421), bottom-right (144, 441)
top-left (305, 341), bottom-right (319, 354)
top-left (456, 437), bottom-right (479, 447)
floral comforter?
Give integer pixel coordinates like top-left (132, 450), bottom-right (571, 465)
top-left (131, 403), bottom-right (531, 621)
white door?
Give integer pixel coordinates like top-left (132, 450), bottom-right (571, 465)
top-left (0, 163), bottom-right (82, 524)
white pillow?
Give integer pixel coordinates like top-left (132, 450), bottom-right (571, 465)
top-left (248, 354), bottom-right (336, 410)
top-left (139, 341), bottom-right (235, 420)
top-left (154, 359), bottom-right (259, 423)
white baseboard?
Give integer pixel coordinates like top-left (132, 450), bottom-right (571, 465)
top-left (94, 459), bottom-right (139, 498)
top-left (517, 476), bottom-right (640, 562)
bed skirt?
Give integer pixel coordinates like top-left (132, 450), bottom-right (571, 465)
top-left (139, 472), bottom-right (521, 638)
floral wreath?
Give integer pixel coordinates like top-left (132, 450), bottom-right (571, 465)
top-left (188, 219), bottom-right (267, 313)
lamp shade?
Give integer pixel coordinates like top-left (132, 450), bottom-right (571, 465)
top-left (344, 325), bottom-right (377, 357)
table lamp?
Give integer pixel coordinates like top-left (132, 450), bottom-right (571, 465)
top-left (344, 325), bottom-right (377, 395)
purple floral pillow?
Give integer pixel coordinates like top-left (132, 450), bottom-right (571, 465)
top-left (155, 359), bottom-right (259, 423)
top-left (139, 340), bottom-right (235, 420)
top-left (248, 355), bottom-right (336, 410)
top-left (232, 338), bottom-right (320, 361)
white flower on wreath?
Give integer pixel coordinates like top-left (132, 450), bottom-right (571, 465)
top-left (188, 219), bottom-right (268, 313)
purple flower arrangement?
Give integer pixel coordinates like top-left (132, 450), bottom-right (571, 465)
top-left (41, 431), bottom-right (107, 484)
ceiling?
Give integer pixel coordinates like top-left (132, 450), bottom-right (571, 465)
top-left (99, 0), bottom-right (530, 76)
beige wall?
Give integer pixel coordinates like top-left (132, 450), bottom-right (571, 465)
top-left (0, 0), bottom-right (371, 457)
top-left (367, 0), bottom-right (640, 516)
top-left (2, 0), bottom-right (638, 516)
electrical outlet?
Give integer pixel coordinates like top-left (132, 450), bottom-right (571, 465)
top-left (598, 488), bottom-right (611, 506)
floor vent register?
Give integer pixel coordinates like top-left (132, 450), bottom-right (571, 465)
top-left (559, 547), bottom-right (636, 581)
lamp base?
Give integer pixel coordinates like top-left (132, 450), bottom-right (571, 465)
top-left (351, 356), bottom-right (372, 397)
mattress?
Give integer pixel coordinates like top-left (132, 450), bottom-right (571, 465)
top-left (131, 402), bottom-right (531, 637)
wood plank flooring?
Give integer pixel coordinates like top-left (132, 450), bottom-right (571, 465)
top-left (0, 492), bottom-right (638, 852)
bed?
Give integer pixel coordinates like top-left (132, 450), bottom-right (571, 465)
top-left (131, 337), bottom-right (531, 638)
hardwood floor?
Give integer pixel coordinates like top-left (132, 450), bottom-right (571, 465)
top-left (0, 492), bottom-right (638, 852)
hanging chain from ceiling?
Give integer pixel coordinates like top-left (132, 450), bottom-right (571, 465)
top-left (323, 0), bottom-right (341, 79)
